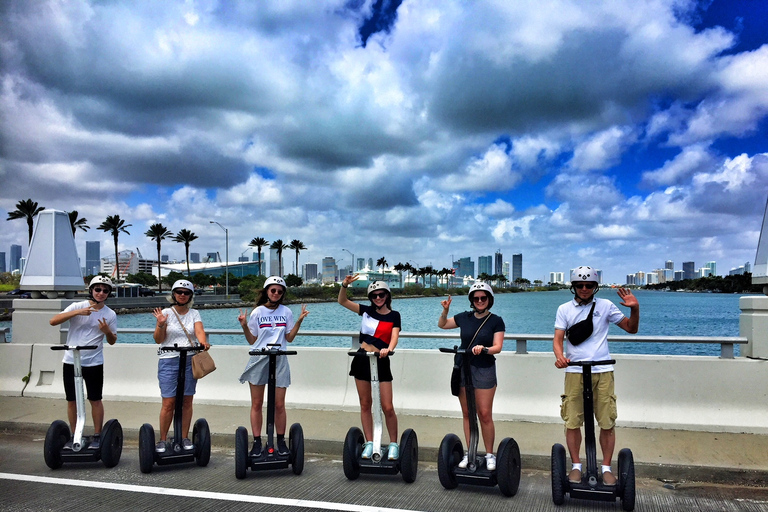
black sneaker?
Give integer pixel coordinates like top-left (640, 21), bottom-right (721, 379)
top-left (277, 438), bottom-right (289, 456)
top-left (90, 434), bottom-right (100, 450)
top-left (250, 438), bottom-right (262, 457)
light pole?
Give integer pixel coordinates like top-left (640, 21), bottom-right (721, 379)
top-left (209, 221), bottom-right (229, 297)
top-left (342, 249), bottom-right (355, 273)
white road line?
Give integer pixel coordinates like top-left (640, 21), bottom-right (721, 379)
top-left (0, 472), bottom-right (428, 512)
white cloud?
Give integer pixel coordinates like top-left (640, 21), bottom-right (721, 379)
top-left (570, 126), bottom-right (636, 172)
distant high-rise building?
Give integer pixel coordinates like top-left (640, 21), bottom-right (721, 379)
top-left (683, 261), bottom-right (695, 280)
top-left (550, 272), bottom-right (564, 284)
top-left (634, 271), bottom-right (645, 284)
top-left (512, 254), bottom-right (522, 282)
top-left (356, 258), bottom-right (364, 271)
top-left (478, 255), bottom-right (492, 276)
top-left (626, 274), bottom-right (635, 285)
top-left (270, 248), bottom-right (280, 276)
top-left (595, 269), bottom-right (603, 284)
top-left (85, 241), bottom-right (100, 276)
top-left (303, 263), bottom-right (318, 281)
top-left (665, 260), bottom-right (674, 270)
top-left (0, 252), bottom-right (5, 273)
top-left (674, 270), bottom-right (685, 281)
top-left (368, 258), bottom-right (373, 271)
top-left (10, 244), bottom-right (22, 272)
top-left (494, 251), bottom-right (503, 276)
top-left (190, 252), bottom-right (200, 263)
top-left (238, 256), bottom-right (249, 262)
top-left (745, 261), bottom-right (752, 273)
top-left (322, 257), bottom-right (337, 284)
top-left (646, 273), bottom-right (659, 285)
top-left (502, 262), bottom-right (510, 280)
top-left (206, 252), bottom-right (218, 263)
top-left (455, 257), bottom-right (475, 278)
top-left (161, 254), bottom-right (169, 262)
top-left (705, 261), bottom-right (717, 276)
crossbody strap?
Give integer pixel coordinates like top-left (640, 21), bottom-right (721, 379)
top-left (170, 307), bottom-right (198, 346)
top-left (467, 313), bottom-right (493, 351)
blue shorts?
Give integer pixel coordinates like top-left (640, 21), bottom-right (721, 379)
top-left (158, 357), bottom-right (197, 398)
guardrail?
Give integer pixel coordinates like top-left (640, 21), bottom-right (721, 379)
top-left (105, 328), bottom-right (748, 359)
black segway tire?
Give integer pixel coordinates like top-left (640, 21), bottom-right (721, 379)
top-left (44, 420), bottom-right (70, 470)
top-left (399, 428), bottom-right (418, 483)
top-left (235, 426), bottom-right (248, 479)
top-left (496, 437), bottom-right (521, 497)
top-left (551, 443), bottom-right (567, 505)
top-left (138, 423), bottom-right (155, 474)
top-left (618, 448), bottom-right (636, 511)
top-left (289, 423), bottom-right (305, 475)
top-left (100, 419), bottom-right (123, 468)
top-left (193, 418), bottom-right (211, 467)
top-left (437, 433), bottom-right (463, 490)
top-left (343, 426), bottom-right (364, 480)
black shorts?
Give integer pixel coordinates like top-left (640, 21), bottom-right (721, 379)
top-left (63, 363), bottom-right (104, 402)
top-left (349, 350), bottom-right (393, 382)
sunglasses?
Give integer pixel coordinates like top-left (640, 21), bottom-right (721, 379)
top-left (92, 287), bottom-right (110, 294)
top-left (174, 290), bottom-right (193, 296)
top-left (472, 295), bottom-right (489, 303)
top-left (268, 288), bottom-right (284, 295)
top-left (574, 283), bottom-right (597, 290)
top-left (370, 292), bottom-right (388, 299)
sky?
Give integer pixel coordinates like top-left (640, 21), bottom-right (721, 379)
top-left (2, 0), bottom-right (768, 284)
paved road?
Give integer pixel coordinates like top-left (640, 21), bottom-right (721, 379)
top-left (2, 432), bottom-right (768, 512)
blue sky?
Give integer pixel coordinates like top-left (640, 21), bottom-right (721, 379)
top-left (2, 0), bottom-right (768, 284)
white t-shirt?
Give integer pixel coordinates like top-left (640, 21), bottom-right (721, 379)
top-left (61, 300), bottom-right (117, 367)
top-left (158, 307), bottom-right (203, 359)
top-left (554, 297), bottom-right (625, 374)
top-left (247, 304), bottom-right (295, 350)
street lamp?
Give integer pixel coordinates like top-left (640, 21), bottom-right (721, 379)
top-left (209, 221), bottom-right (229, 297)
top-left (342, 249), bottom-right (355, 272)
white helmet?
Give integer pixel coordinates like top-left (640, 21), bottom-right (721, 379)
top-left (171, 279), bottom-right (195, 293)
top-left (468, 282), bottom-right (494, 309)
top-left (264, 276), bottom-right (287, 291)
top-left (89, 275), bottom-right (114, 290)
top-left (367, 281), bottom-right (390, 297)
top-left (570, 266), bottom-right (599, 283)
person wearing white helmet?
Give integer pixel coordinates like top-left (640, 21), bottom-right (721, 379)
top-left (553, 266), bottom-right (639, 486)
top-left (338, 274), bottom-right (401, 461)
top-left (437, 281), bottom-right (505, 471)
top-left (237, 276), bottom-right (309, 457)
top-left (151, 279), bottom-right (210, 453)
top-left (49, 275), bottom-right (118, 450)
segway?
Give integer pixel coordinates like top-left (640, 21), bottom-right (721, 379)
top-left (342, 350), bottom-right (418, 483)
top-left (44, 345), bottom-right (123, 469)
top-left (437, 346), bottom-right (521, 497)
top-left (235, 344), bottom-right (304, 479)
top-left (551, 360), bottom-right (635, 511)
top-left (138, 344), bottom-right (211, 473)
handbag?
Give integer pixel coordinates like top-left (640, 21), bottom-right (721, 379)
top-left (566, 301), bottom-right (596, 346)
top-left (450, 313), bottom-right (492, 396)
top-left (171, 307), bottom-right (216, 379)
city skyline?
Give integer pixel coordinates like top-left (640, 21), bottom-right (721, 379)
top-left (2, 1), bottom-right (768, 284)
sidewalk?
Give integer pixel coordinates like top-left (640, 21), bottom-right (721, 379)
top-left (2, 395), bottom-right (766, 485)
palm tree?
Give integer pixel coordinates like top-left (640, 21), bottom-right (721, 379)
top-left (288, 239), bottom-right (307, 278)
top-left (393, 262), bottom-right (405, 289)
top-left (6, 199), bottom-right (45, 245)
top-left (172, 229), bottom-right (198, 277)
top-left (248, 237), bottom-right (269, 276)
top-left (423, 265), bottom-right (435, 288)
top-left (67, 211), bottom-right (90, 237)
top-left (376, 257), bottom-right (387, 271)
top-left (97, 215), bottom-right (132, 282)
top-left (270, 239), bottom-right (288, 277)
top-left (145, 223), bottom-right (173, 292)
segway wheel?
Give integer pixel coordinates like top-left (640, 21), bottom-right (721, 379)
top-left (289, 423), bottom-right (305, 475)
top-left (399, 428), bottom-right (418, 483)
top-left (343, 426), bottom-right (364, 480)
top-left (44, 420), bottom-right (70, 470)
top-left (496, 437), bottom-right (521, 497)
top-left (100, 419), bottom-right (123, 468)
top-left (193, 418), bottom-right (211, 467)
top-left (551, 443), bottom-right (567, 505)
top-left (437, 433), bottom-right (463, 490)
top-left (235, 426), bottom-right (248, 479)
top-left (138, 423), bottom-right (155, 474)
top-left (618, 448), bottom-right (636, 511)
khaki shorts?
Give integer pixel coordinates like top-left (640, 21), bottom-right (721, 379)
top-left (560, 371), bottom-right (617, 430)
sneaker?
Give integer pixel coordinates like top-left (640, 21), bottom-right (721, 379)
top-left (485, 453), bottom-right (496, 471)
top-left (387, 442), bottom-right (399, 460)
top-left (182, 438), bottom-right (194, 451)
top-left (155, 441), bottom-right (167, 453)
top-left (602, 470), bottom-right (617, 486)
top-left (277, 438), bottom-right (290, 456)
top-left (90, 434), bottom-right (100, 450)
top-left (63, 441), bottom-right (74, 451)
top-left (250, 438), bottom-right (262, 457)
top-left (568, 468), bottom-right (582, 483)
top-left (458, 453), bottom-right (469, 469)
top-left (361, 441), bottom-right (373, 459)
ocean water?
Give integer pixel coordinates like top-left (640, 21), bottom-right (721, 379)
top-left (3, 289), bottom-right (743, 356)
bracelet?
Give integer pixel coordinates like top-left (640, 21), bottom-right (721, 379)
top-left (342, 284), bottom-right (348, 288)
top-left (482, 347), bottom-right (489, 354)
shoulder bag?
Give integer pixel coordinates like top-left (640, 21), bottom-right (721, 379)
top-left (171, 307), bottom-right (216, 379)
top-left (565, 300), bottom-right (596, 346)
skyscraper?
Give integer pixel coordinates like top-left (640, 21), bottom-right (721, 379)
top-left (321, 257), bottom-right (336, 284)
top-left (10, 244), bottom-right (22, 272)
top-left (206, 252), bottom-right (218, 263)
top-left (357, 258), bottom-right (365, 271)
top-left (683, 261), bottom-right (695, 280)
top-left (455, 257), bottom-right (475, 278)
top-left (705, 261), bottom-right (717, 276)
top-left (191, 252), bottom-right (200, 263)
top-left (665, 260), bottom-right (674, 270)
top-left (0, 252), bottom-right (5, 273)
top-left (303, 263), bottom-right (318, 281)
top-left (512, 253), bottom-right (522, 282)
top-left (85, 241), bottom-right (100, 276)
top-left (478, 255), bottom-right (492, 276)
top-left (270, 248), bottom-right (280, 276)
top-left (494, 251), bottom-right (503, 276)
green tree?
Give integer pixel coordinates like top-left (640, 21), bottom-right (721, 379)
top-left (172, 229), bottom-right (198, 277)
top-left (162, 271), bottom-right (186, 288)
top-left (6, 199), bottom-right (45, 245)
top-left (145, 223), bottom-right (173, 293)
top-left (270, 239), bottom-right (288, 277)
top-left (285, 273), bottom-right (303, 287)
top-left (68, 211), bottom-right (89, 237)
top-left (248, 237), bottom-right (269, 276)
top-left (97, 215), bottom-right (132, 282)
top-left (126, 272), bottom-right (158, 287)
top-left (288, 239), bottom-right (306, 278)
top-left (393, 262), bottom-right (405, 289)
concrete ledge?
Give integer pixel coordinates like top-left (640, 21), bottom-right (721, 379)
top-left (0, 344), bottom-right (32, 397)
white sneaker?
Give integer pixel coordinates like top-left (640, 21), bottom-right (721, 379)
top-left (485, 453), bottom-right (496, 471)
top-left (458, 453), bottom-right (469, 469)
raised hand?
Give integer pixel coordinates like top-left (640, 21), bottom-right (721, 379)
top-left (237, 308), bottom-right (248, 327)
top-left (152, 307), bottom-right (167, 325)
top-left (440, 295), bottom-right (452, 310)
top-left (617, 288), bottom-right (638, 308)
top-left (97, 318), bottom-right (111, 334)
top-left (298, 304), bottom-right (309, 321)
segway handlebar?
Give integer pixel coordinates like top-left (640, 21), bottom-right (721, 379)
top-left (249, 347), bottom-right (297, 356)
top-left (440, 345), bottom-right (473, 355)
top-left (50, 345), bottom-right (98, 351)
top-left (567, 359), bottom-right (616, 367)
top-left (348, 350), bottom-right (394, 357)
top-left (159, 344), bottom-right (206, 353)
